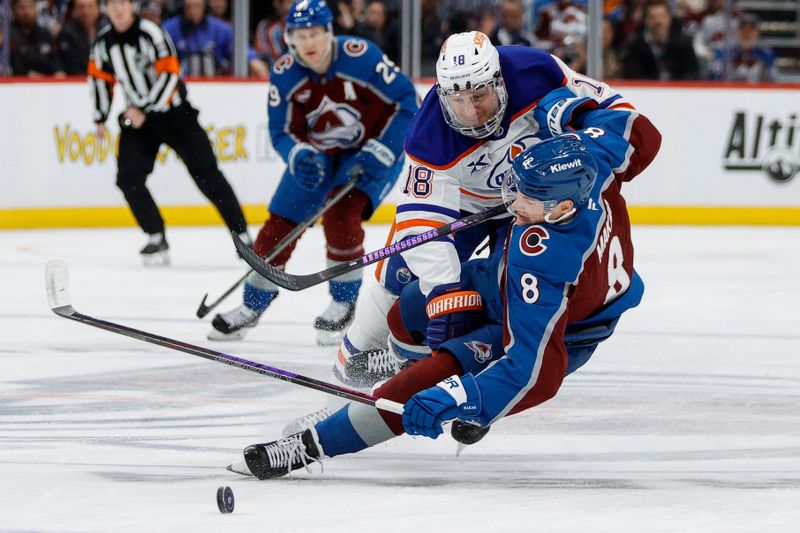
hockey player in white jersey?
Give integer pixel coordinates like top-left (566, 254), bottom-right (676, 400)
top-left (331, 30), bottom-right (661, 391)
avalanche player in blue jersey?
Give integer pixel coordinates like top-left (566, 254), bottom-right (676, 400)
top-left (209, 0), bottom-right (418, 344)
top-left (228, 129), bottom-right (661, 479)
top-left (329, 30), bottom-right (661, 392)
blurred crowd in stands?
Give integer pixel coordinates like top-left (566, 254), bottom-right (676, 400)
top-left (1, 0), bottom-right (792, 83)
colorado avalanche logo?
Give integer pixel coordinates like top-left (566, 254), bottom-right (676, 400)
top-left (273, 54), bottom-right (293, 74)
top-left (485, 134), bottom-right (541, 189)
top-left (519, 226), bottom-right (549, 256)
top-left (465, 340), bottom-right (493, 364)
top-left (306, 95), bottom-right (365, 149)
top-left (343, 39), bottom-right (367, 57)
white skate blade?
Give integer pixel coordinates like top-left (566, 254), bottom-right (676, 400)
top-left (207, 327), bottom-right (251, 341)
top-left (226, 457), bottom-right (253, 477)
top-left (142, 251), bottom-right (170, 267)
top-left (315, 328), bottom-right (347, 346)
top-left (455, 442), bottom-right (467, 456)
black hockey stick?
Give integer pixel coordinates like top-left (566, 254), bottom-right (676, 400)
top-left (46, 260), bottom-right (404, 414)
top-left (233, 201), bottom-right (512, 291)
top-left (196, 172), bottom-right (361, 318)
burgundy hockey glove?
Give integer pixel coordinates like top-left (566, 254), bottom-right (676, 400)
top-left (425, 282), bottom-right (483, 351)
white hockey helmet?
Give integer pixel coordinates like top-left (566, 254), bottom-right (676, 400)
top-left (436, 31), bottom-right (507, 139)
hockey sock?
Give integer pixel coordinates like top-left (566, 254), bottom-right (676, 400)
top-left (329, 278), bottom-right (362, 303)
top-left (314, 404), bottom-right (370, 457)
top-left (243, 282), bottom-right (278, 312)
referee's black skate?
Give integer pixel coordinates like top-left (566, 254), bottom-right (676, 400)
top-left (314, 300), bottom-right (356, 346)
top-left (227, 429), bottom-right (323, 480)
top-left (140, 233), bottom-right (169, 266)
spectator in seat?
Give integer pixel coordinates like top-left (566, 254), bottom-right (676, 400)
top-left (138, 0), bottom-right (162, 24)
top-left (162, 0), bottom-right (268, 78)
top-left (709, 13), bottom-right (776, 83)
top-left (208, 0), bottom-right (230, 23)
top-left (9, 0), bottom-right (65, 76)
top-left (621, 0), bottom-right (699, 80)
top-left (491, 0), bottom-right (534, 47)
top-left (254, 0), bottom-right (293, 67)
top-left (57, 0), bottom-right (103, 75)
top-left (603, 15), bottom-right (623, 79)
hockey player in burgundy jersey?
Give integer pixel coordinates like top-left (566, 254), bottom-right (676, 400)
top-left (329, 30), bottom-right (661, 394)
top-left (228, 132), bottom-right (660, 479)
top-left (208, 0), bottom-right (418, 344)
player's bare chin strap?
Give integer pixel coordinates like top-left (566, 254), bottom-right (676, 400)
top-left (544, 207), bottom-right (576, 224)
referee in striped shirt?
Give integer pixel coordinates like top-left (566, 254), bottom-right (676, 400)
top-left (89, 0), bottom-right (249, 265)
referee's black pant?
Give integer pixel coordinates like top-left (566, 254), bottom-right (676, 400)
top-left (116, 102), bottom-right (247, 236)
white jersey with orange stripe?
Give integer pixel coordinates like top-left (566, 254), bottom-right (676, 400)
top-left (386, 46), bottom-right (638, 295)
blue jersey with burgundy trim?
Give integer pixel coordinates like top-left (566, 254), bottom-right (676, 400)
top-left (468, 122), bottom-right (659, 426)
top-left (266, 36), bottom-right (419, 163)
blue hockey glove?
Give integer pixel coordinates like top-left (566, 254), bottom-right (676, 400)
top-left (354, 138), bottom-right (396, 185)
top-left (289, 143), bottom-right (325, 190)
top-left (534, 86), bottom-right (597, 136)
top-left (403, 374), bottom-right (483, 439)
top-left (425, 282), bottom-right (483, 351)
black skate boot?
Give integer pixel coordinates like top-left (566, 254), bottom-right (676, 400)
top-left (208, 302), bottom-right (267, 341)
top-left (227, 429), bottom-right (323, 480)
top-left (341, 349), bottom-right (408, 388)
top-left (140, 233), bottom-right (169, 266)
top-left (451, 420), bottom-right (490, 445)
top-left (314, 300), bottom-right (356, 346)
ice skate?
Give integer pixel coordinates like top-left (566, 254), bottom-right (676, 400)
top-left (227, 429), bottom-right (323, 480)
top-left (451, 420), bottom-right (490, 445)
top-left (208, 303), bottom-right (264, 341)
top-left (281, 406), bottom-right (334, 437)
top-left (314, 300), bottom-right (356, 346)
top-left (338, 348), bottom-right (407, 389)
top-left (140, 233), bottom-right (169, 266)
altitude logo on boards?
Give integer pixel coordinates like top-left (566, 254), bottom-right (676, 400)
top-left (723, 111), bottom-right (799, 183)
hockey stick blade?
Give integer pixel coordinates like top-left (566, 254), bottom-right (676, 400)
top-left (44, 260), bottom-right (404, 415)
top-left (195, 173), bottom-right (361, 318)
top-left (233, 201), bottom-right (512, 291)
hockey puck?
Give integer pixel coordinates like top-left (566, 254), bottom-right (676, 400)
top-left (216, 486), bottom-right (234, 514)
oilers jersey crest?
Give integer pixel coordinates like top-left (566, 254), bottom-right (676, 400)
top-left (267, 36), bottom-right (419, 162)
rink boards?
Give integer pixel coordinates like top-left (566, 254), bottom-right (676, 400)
top-left (1, 79), bottom-right (799, 228)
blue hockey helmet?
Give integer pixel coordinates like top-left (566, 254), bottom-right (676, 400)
top-left (285, 0), bottom-right (334, 30)
top-left (502, 135), bottom-right (599, 212)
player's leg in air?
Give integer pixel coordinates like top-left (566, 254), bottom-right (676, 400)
top-left (334, 217), bottom-right (511, 388)
top-left (282, 217), bottom-right (511, 435)
top-left (229, 260), bottom-right (638, 479)
top-left (229, 259), bottom-right (504, 478)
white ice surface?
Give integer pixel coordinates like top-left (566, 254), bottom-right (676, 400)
top-left (1, 224), bottom-right (799, 532)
